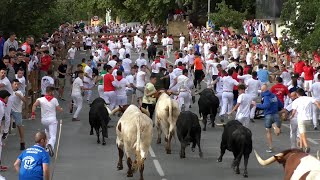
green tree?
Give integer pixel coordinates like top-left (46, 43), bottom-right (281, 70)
top-left (209, 1), bottom-right (247, 30)
top-left (280, 0), bottom-right (320, 52)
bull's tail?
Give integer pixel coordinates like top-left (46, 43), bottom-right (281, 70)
top-left (133, 114), bottom-right (143, 172)
top-left (168, 99), bottom-right (177, 142)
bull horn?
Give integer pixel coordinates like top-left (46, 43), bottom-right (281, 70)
top-left (104, 104), bottom-right (112, 115)
top-left (254, 150), bottom-right (282, 166)
top-left (110, 106), bottom-right (121, 115)
top-left (140, 107), bottom-right (150, 117)
top-left (317, 150), bottom-right (320, 160)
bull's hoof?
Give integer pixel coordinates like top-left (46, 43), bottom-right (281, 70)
top-left (102, 142), bottom-right (106, 145)
top-left (97, 140), bottom-right (100, 144)
top-left (117, 164), bottom-right (123, 170)
top-left (166, 149), bottom-right (171, 154)
top-left (180, 154), bottom-right (186, 159)
top-left (156, 138), bottom-right (161, 144)
top-left (243, 173), bottom-right (248, 178)
top-left (139, 177), bottom-right (144, 180)
top-left (127, 172), bottom-right (133, 177)
top-left (199, 152), bottom-right (203, 158)
top-left (203, 127), bottom-right (206, 131)
top-left (211, 123), bottom-right (215, 127)
top-left (90, 131), bottom-right (93, 135)
top-left (234, 168), bottom-right (240, 174)
top-left (191, 147), bottom-right (195, 152)
top-left (217, 158), bottom-right (222, 162)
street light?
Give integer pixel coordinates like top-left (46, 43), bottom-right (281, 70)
top-left (208, 0), bottom-right (211, 21)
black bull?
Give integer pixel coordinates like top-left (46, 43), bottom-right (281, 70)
top-left (197, 88), bottom-right (219, 131)
top-left (89, 98), bottom-right (111, 145)
top-left (217, 120), bottom-right (252, 178)
top-left (176, 111), bottom-right (203, 159)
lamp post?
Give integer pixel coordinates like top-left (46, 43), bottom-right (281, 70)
top-left (208, 0), bottom-right (211, 21)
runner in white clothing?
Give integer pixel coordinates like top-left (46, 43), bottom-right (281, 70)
top-left (136, 53), bottom-right (147, 71)
top-left (179, 34), bottom-right (185, 51)
top-left (310, 74), bottom-right (320, 130)
top-left (83, 60), bottom-right (94, 103)
top-left (245, 71), bottom-right (262, 122)
top-left (0, 90), bottom-right (11, 171)
top-left (228, 84), bottom-right (253, 128)
top-left (31, 86), bottom-right (63, 157)
top-left (175, 69), bottom-right (193, 111)
top-left (15, 69), bottom-right (26, 95)
top-left (122, 54), bottom-right (132, 76)
top-left (112, 70), bottom-right (129, 106)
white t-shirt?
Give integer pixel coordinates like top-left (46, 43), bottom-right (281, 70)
top-left (112, 78), bottom-right (129, 97)
top-left (124, 43), bottom-right (132, 54)
top-left (161, 38), bottom-right (168, 46)
top-left (151, 62), bottom-right (161, 73)
top-left (310, 82), bottom-right (320, 100)
top-left (169, 72), bottom-right (177, 89)
top-left (68, 47), bottom-right (76, 59)
top-left (222, 76), bottom-right (239, 91)
top-left (0, 77), bottom-right (13, 94)
top-left (173, 68), bottom-right (183, 77)
top-left (220, 60), bottom-right (229, 70)
top-left (122, 58), bottom-right (132, 73)
top-left (107, 60), bottom-right (117, 68)
top-left (245, 78), bottom-right (262, 97)
top-left (285, 103), bottom-right (297, 121)
top-left (125, 74), bottom-right (135, 91)
top-left (175, 58), bottom-right (185, 66)
top-left (160, 58), bottom-right (166, 68)
top-left (221, 46), bottom-right (228, 55)
top-left (118, 48), bottom-right (126, 60)
top-left (0, 101), bottom-right (5, 120)
top-left (292, 96), bottom-right (316, 121)
top-left (314, 72), bottom-right (319, 83)
top-left (11, 90), bottom-right (23, 112)
top-left (177, 75), bottom-right (192, 90)
top-left (38, 97), bottom-right (59, 121)
top-left (15, 75), bottom-right (26, 94)
top-left (136, 71), bottom-right (146, 87)
top-left (216, 76), bottom-right (224, 93)
top-left (237, 74), bottom-right (252, 85)
top-left (41, 76), bottom-right (54, 95)
top-left (246, 52), bottom-right (252, 65)
top-left (72, 77), bottom-right (83, 96)
top-left (230, 48), bottom-right (240, 59)
top-left (84, 65), bottom-right (93, 85)
top-left (179, 36), bottom-right (185, 44)
top-left (236, 93), bottom-right (252, 120)
top-left (85, 37), bottom-right (93, 46)
top-left (280, 71), bottom-right (291, 86)
top-left (136, 58), bottom-right (147, 70)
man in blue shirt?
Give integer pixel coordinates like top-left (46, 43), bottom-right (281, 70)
top-left (257, 64), bottom-right (269, 83)
top-left (14, 132), bottom-right (50, 180)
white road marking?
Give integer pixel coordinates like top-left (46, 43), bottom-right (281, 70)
top-left (307, 138), bottom-right (319, 145)
top-left (149, 147), bottom-right (156, 158)
top-left (282, 124), bottom-right (319, 145)
top-left (153, 159), bottom-right (165, 177)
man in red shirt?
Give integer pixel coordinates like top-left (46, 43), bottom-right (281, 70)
top-left (39, 50), bottom-right (52, 79)
top-left (270, 77), bottom-right (289, 105)
top-left (103, 65), bottom-right (116, 110)
top-left (302, 60), bottom-right (315, 93)
top-left (294, 59), bottom-right (305, 76)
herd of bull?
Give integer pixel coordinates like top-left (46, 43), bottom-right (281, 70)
top-left (88, 89), bottom-right (320, 180)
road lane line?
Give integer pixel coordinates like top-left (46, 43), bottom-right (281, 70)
top-left (153, 159), bottom-right (165, 177)
top-left (149, 147), bottom-right (156, 158)
top-left (307, 138), bottom-right (319, 145)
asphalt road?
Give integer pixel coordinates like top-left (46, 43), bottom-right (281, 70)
top-left (2, 49), bottom-right (320, 180)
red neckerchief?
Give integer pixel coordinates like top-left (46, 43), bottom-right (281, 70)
top-left (154, 59), bottom-right (160, 64)
top-left (177, 66), bottom-right (184, 70)
top-left (160, 55), bottom-right (165, 59)
top-left (116, 75), bottom-right (123, 81)
top-left (44, 95), bottom-right (54, 102)
top-left (283, 69), bottom-right (288, 72)
top-left (113, 66), bottom-right (118, 70)
top-left (0, 97), bottom-right (6, 106)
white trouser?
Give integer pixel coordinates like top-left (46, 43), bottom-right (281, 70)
top-left (104, 91), bottom-right (116, 110)
top-left (116, 96), bottom-right (127, 106)
top-left (313, 104), bottom-right (319, 128)
top-left (4, 99), bottom-right (13, 133)
top-left (249, 95), bottom-right (259, 119)
top-left (98, 85), bottom-right (104, 98)
top-left (178, 91), bottom-right (191, 111)
top-left (220, 92), bottom-right (234, 116)
top-left (72, 94), bottom-right (83, 118)
top-left (180, 43), bottom-right (185, 51)
top-left (84, 83), bottom-right (94, 102)
top-left (0, 121), bottom-right (3, 160)
top-left (304, 80), bottom-right (313, 92)
top-left (167, 45), bottom-right (173, 57)
top-left (290, 118), bottom-right (299, 149)
top-left (216, 92), bottom-right (223, 107)
top-left (41, 118), bottom-right (57, 150)
top-left (237, 117), bottom-right (250, 128)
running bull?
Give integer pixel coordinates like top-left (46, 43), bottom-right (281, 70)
top-left (176, 111), bottom-right (203, 158)
top-left (254, 149), bottom-right (320, 180)
top-left (155, 92), bottom-right (180, 154)
top-left (116, 105), bottom-right (153, 180)
top-left (217, 120), bottom-right (252, 178)
top-left (198, 88), bottom-right (219, 131)
top-left (89, 97), bottom-right (111, 145)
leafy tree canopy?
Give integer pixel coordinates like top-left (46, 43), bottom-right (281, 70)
top-left (280, 0), bottom-right (320, 52)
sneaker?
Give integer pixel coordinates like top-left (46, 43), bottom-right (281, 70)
top-left (46, 144), bottom-right (54, 157)
top-left (220, 115), bottom-right (225, 123)
top-left (20, 142), bottom-right (26, 150)
top-left (304, 147), bottom-right (311, 153)
top-left (0, 165), bottom-right (8, 171)
top-left (314, 127), bottom-right (318, 130)
top-left (2, 133), bottom-right (8, 140)
top-left (266, 148), bottom-right (273, 153)
top-left (12, 122), bottom-right (16, 128)
top-left (72, 118), bottom-right (80, 121)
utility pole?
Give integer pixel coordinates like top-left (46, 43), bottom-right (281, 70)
top-left (208, 0), bottom-right (211, 21)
